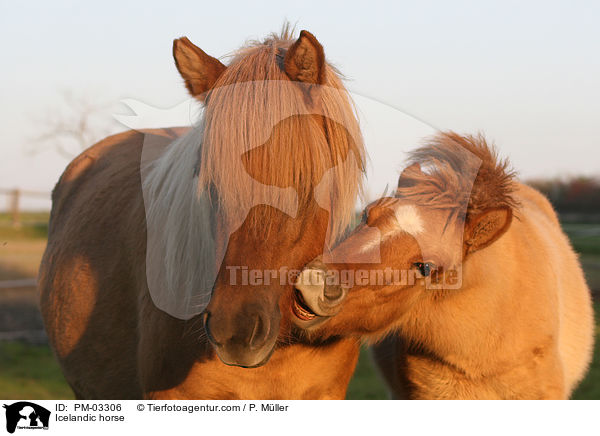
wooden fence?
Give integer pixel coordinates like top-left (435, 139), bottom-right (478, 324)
top-left (0, 188), bottom-right (50, 227)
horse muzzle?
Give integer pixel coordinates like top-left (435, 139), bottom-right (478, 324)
top-left (202, 302), bottom-right (280, 368)
top-left (292, 259), bottom-right (348, 327)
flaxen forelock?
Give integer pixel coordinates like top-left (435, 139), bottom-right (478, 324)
top-left (199, 28), bottom-right (365, 241)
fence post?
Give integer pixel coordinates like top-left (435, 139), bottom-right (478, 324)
top-left (9, 188), bottom-right (21, 228)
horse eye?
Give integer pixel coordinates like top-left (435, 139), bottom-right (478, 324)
top-left (413, 262), bottom-right (436, 277)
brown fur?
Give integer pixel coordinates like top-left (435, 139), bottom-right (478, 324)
top-left (284, 30), bottom-right (325, 85)
top-left (301, 132), bottom-right (594, 399)
top-left (39, 29), bottom-right (364, 399)
top-left (173, 37), bottom-right (227, 99)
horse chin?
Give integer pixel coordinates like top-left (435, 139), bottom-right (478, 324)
top-left (214, 344), bottom-right (276, 368)
top-left (291, 314), bottom-right (331, 330)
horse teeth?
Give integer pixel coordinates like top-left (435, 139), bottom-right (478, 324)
top-left (293, 298), bottom-right (316, 320)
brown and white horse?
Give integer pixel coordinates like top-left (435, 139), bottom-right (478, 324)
top-left (39, 28), bottom-right (366, 399)
top-left (295, 132), bottom-right (594, 399)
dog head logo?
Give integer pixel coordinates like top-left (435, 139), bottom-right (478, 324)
top-left (2, 402), bottom-right (50, 433)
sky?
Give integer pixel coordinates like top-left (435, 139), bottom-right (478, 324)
top-left (1, 0), bottom-right (599, 209)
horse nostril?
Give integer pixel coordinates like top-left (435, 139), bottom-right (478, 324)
top-left (248, 313), bottom-right (269, 350)
top-left (202, 311), bottom-right (222, 347)
top-left (323, 283), bottom-right (344, 301)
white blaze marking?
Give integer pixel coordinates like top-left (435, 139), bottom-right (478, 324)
top-left (359, 204), bottom-right (423, 253)
top-left (393, 204), bottom-right (424, 236)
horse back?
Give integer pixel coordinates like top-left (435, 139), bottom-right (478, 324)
top-left (516, 183), bottom-right (595, 393)
top-left (39, 128), bottom-right (187, 399)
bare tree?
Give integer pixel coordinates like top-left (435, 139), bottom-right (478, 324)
top-left (28, 89), bottom-right (120, 159)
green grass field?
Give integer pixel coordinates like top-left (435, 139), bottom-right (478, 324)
top-left (0, 212), bottom-right (49, 241)
top-left (571, 302), bottom-right (600, 399)
top-left (1, 314), bottom-right (598, 400)
top-left (562, 223), bottom-right (600, 256)
top-left (0, 342), bottom-right (74, 400)
top-left (0, 216), bottom-right (598, 400)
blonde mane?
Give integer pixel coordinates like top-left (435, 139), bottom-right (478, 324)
top-left (397, 132), bottom-right (518, 219)
top-left (142, 29), bottom-right (365, 318)
top-left (199, 31), bottom-right (365, 238)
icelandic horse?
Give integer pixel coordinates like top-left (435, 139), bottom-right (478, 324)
top-left (39, 28), bottom-right (366, 399)
top-left (295, 132), bottom-right (594, 399)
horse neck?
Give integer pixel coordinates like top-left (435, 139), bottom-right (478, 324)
top-left (397, 221), bottom-right (523, 369)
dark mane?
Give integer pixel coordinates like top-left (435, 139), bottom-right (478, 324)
top-left (397, 132), bottom-right (518, 218)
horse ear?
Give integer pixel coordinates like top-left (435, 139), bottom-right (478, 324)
top-left (284, 30), bottom-right (325, 85)
top-left (464, 207), bottom-right (512, 254)
top-left (173, 37), bottom-right (226, 100)
top-left (397, 163), bottom-right (424, 189)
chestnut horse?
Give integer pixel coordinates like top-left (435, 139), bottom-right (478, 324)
top-left (39, 28), bottom-right (366, 399)
top-left (295, 132), bottom-right (594, 399)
